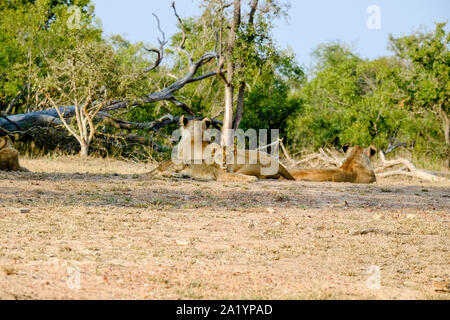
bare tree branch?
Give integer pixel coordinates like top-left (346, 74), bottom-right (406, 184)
top-left (171, 1), bottom-right (187, 50)
top-left (383, 142), bottom-right (408, 154)
top-left (143, 49), bottom-right (162, 73)
top-left (143, 13), bottom-right (168, 73)
top-left (376, 151), bottom-right (448, 182)
top-left (248, 0), bottom-right (259, 25)
top-left (171, 1), bottom-right (193, 65)
top-left (98, 113), bottom-right (222, 131)
top-left (168, 97), bottom-right (195, 116)
top-left (0, 112), bottom-right (25, 132)
top-left (5, 83), bottom-right (28, 115)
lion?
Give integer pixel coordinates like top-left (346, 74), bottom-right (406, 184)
top-left (150, 117), bottom-right (257, 182)
top-left (288, 145), bottom-right (377, 184)
top-left (0, 136), bottom-right (29, 172)
top-left (150, 117), bottom-right (295, 181)
top-left (215, 145), bottom-right (295, 180)
top-left (150, 160), bottom-right (258, 182)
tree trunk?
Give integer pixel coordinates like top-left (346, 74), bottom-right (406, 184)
top-left (222, 84), bottom-right (235, 146)
top-left (437, 106), bottom-right (449, 167)
top-left (232, 82), bottom-right (246, 130)
top-left (442, 111), bottom-right (449, 146)
top-left (80, 141), bottom-right (89, 157)
top-left (220, 0), bottom-right (241, 147)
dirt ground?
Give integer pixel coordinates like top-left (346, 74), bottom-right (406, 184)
top-left (0, 156), bottom-right (449, 300)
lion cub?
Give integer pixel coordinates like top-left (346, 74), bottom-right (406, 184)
top-left (289, 145), bottom-right (377, 184)
top-left (0, 136), bottom-right (29, 172)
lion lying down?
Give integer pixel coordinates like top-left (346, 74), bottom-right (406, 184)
top-left (288, 145), bottom-right (377, 184)
top-left (150, 160), bottom-right (259, 182)
top-left (0, 136), bottom-right (29, 172)
top-left (150, 117), bottom-right (295, 182)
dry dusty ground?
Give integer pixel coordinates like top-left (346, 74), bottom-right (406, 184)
top-left (0, 156), bottom-right (449, 300)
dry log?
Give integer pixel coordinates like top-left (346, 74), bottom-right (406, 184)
top-left (292, 148), bottom-right (344, 169)
top-left (376, 151), bottom-right (448, 182)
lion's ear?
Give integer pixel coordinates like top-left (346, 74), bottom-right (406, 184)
top-left (368, 146), bottom-right (377, 157)
top-left (179, 116), bottom-right (189, 127)
top-left (203, 118), bottom-right (212, 129)
top-left (342, 144), bottom-right (350, 153)
top-left (0, 137), bottom-right (6, 149)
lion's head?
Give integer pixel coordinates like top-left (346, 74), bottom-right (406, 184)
top-left (177, 117), bottom-right (215, 163)
top-left (341, 145), bottom-right (377, 183)
top-left (179, 116), bottom-right (212, 142)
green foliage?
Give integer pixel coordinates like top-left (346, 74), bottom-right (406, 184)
top-left (389, 23), bottom-right (449, 112)
top-left (240, 76), bottom-right (303, 137)
top-left (0, 0), bottom-right (101, 113)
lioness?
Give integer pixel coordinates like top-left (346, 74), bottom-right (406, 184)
top-left (289, 145), bottom-right (377, 184)
top-left (150, 117), bottom-right (295, 181)
top-left (150, 117), bottom-right (257, 182)
top-left (150, 160), bottom-right (258, 182)
top-left (214, 145), bottom-right (295, 180)
top-left (0, 136), bottom-right (29, 172)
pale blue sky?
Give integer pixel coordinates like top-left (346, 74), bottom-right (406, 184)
top-left (92, 0), bottom-right (449, 69)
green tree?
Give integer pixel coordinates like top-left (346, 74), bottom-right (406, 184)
top-left (40, 39), bottom-right (139, 157)
top-left (0, 0), bottom-right (100, 114)
top-left (287, 27), bottom-right (449, 167)
top-left (389, 22), bottom-right (449, 164)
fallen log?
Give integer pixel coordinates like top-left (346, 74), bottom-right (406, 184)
top-left (0, 107), bottom-right (69, 132)
top-left (375, 151), bottom-right (448, 182)
top-left (0, 109), bottom-right (222, 137)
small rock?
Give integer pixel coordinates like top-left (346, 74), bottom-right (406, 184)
top-left (406, 214), bottom-right (417, 220)
top-left (397, 269), bottom-right (412, 274)
top-left (176, 240), bottom-right (190, 246)
top-left (431, 277), bottom-right (445, 282)
top-left (16, 208), bottom-right (30, 214)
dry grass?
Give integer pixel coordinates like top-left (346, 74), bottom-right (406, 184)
top-left (0, 156), bottom-right (449, 300)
